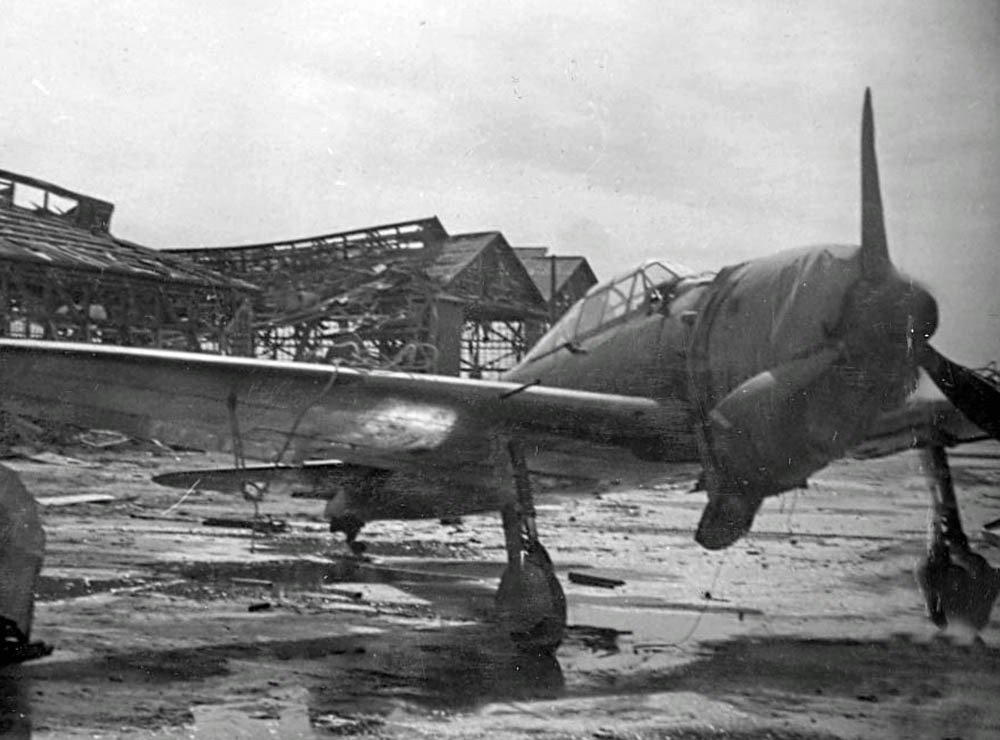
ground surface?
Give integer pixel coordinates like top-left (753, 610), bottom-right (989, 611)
top-left (1, 440), bottom-right (999, 739)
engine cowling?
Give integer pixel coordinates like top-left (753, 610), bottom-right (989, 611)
top-left (686, 244), bottom-right (934, 549)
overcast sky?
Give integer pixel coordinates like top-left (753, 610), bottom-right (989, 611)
top-left (2, 1), bottom-right (998, 364)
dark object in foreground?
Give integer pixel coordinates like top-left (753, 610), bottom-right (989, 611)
top-left (0, 617), bottom-right (53, 666)
top-left (247, 602), bottom-right (272, 613)
top-left (0, 466), bottom-right (48, 665)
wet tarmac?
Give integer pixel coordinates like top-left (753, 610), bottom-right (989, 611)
top-left (2, 443), bottom-right (999, 738)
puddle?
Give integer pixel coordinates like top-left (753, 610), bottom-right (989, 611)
top-left (570, 602), bottom-right (757, 646)
top-left (176, 557), bottom-right (362, 588)
top-left (172, 556), bottom-right (503, 589)
top-left (153, 556), bottom-right (498, 621)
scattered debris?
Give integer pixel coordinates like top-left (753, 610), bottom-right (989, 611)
top-left (568, 571), bottom-right (625, 589)
top-left (232, 577), bottom-right (274, 588)
top-left (632, 643), bottom-right (679, 655)
top-left (129, 512), bottom-right (192, 522)
top-left (202, 516), bottom-right (289, 534)
top-left (593, 728), bottom-right (623, 739)
top-left (109, 579), bottom-right (186, 596)
top-left (36, 493), bottom-right (116, 507)
top-left (42, 578), bottom-right (187, 606)
top-left (77, 429), bottom-right (130, 448)
top-left (702, 591), bottom-right (731, 602)
top-left (320, 586), bottom-right (364, 600)
top-left (567, 625), bottom-right (630, 655)
top-left (312, 713), bottom-right (385, 735)
top-left (290, 490), bottom-right (331, 499)
top-left (16, 451), bottom-right (93, 467)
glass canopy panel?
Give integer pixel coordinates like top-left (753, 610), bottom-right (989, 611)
top-left (575, 290), bottom-right (607, 336)
top-left (641, 262), bottom-right (682, 289)
top-left (603, 274), bottom-right (635, 323)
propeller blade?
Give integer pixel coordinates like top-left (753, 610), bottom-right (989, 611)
top-left (921, 345), bottom-right (1000, 441)
top-left (861, 88), bottom-right (891, 280)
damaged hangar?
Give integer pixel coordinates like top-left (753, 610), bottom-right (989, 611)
top-left (0, 168), bottom-right (594, 378)
top-left (168, 217), bottom-right (577, 377)
top-left (0, 169), bottom-right (255, 350)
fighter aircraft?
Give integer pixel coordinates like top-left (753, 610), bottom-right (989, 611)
top-left (1, 90), bottom-right (998, 652)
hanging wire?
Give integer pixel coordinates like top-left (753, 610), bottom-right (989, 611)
top-left (632, 552), bottom-right (729, 653)
top-left (785, 488), bottom-right (801, 534)
top-left (161, 479), bottom-right (202, 517)
top-left (226, 369), bottom-right (341, 552)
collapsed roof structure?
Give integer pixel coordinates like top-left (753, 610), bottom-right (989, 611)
top-left (0, 167), bottom-right (594, 378)
top-left (168, 217), bottom-right (552, 376)
top-left (0, 169), bottom-right (254, 351)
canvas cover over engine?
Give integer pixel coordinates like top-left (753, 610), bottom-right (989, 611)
top-left (687, 244), bottom-right (899, 545)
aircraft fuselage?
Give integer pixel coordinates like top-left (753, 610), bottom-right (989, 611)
top-left (503, 242), bottom-right (936, 517)
top-left (503, 261), bottom-right (712, 461)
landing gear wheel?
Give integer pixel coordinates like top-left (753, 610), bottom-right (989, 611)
top-left (915, 546), bottom-right (950, 628)
top-left (916, 549), bottom-right (1000, 632)
top-left (329, 515), bottom-right (367, 556)
top-left (916, 445), bottom-right (1000, 631)
top-left (496, 540), bottom-right (567, 655)
top-left (495, 440), bottom-right (567, 655)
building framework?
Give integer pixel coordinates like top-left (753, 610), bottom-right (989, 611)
top-left (0, 170), bottom-right (253, 352)
top-left (0, 167), bottom-right (594, 378)
top-left (169, 217), bottom-right (549, 376)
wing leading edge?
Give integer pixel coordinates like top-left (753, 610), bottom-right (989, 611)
top-left (0, 339), bottom-right (686, 474)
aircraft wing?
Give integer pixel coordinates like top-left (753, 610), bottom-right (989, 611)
top-left (0, 339), bottom-right (686, 477)
top-left (850, 397), bottom-right (989, 460)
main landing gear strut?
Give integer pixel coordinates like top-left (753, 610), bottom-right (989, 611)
top-left (494, 440), bottom-right (567, 654)
top-left (915, 445), bottom-right (1000, 632)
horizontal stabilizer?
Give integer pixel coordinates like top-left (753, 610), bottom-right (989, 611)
top-left (153, 460), bottom-right (374, 496)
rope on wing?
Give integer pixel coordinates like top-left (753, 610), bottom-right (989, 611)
top-left (226, 368), bottom-right (341, 550)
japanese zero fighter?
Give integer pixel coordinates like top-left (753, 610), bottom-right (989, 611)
top-left (2, 90), bottom-right (999, 654)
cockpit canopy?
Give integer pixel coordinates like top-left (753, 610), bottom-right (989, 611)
top-left (524, 260), bottom-right (694, 362)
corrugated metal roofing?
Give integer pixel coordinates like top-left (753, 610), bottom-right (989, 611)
top-left (0, 171), bottom-right (254, 289)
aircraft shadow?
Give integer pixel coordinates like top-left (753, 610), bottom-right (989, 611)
top-left (7, 627), bottom-right (999, 736)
